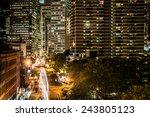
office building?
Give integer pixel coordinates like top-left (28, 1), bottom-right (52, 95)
top-left (8, 0), bottom-right (39, 58)
top-left (40, 4), bottom-right (51, 55)
top-left (70, 0), bottom-right (111, 59)
top-left (65, 0), bottom-right (70, 17)
top-left (50, 0), bottom-right (66, 54)
top-left (143, 0), bottom-right (150, 82)
top-left (65, 0), bottom-right (70, 50)
top-left (39, 0), bottom-right (45, 4)
top-left (66, 17), bottom-right (70, 49)
top-left (45, 0), bottom-right (51, 4)
top-left (0, 10), bottom-right (10, 40)
top-left (0, 1), bottom-right (10, 40)
top-left (70, 0), bottom-right (146, 59)
top-left (144, 0), bottom-right (150, 44)
top-left (111, 0), bottom-right (145, 58)
top-left (0, 41), bottom-right (20, 100)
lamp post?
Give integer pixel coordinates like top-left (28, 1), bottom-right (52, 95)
top-left (26, 59), bottom-right (31, 67)
top-left (25, 59), bottom-right (32, 78)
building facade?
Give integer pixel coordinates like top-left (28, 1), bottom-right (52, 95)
top-left (50, 0), bottom-right (66, 54)
top-left (70, 0), bottom-right (111, 59)
top-left (40, 4), bottom-right (51, 55)
top-left (8, 0), bottom-right (39, 58)
top-left (45, 0), bottom-right (51, 4)
top-left (66, 17), bottom-right (70, 50)
top-left (0, 41), bottom-right (20, 100)
top-left (143, 0), bottom-right (150, 82)
top-left (70, 0), bottom-right (146, 59)
top-left (144, 0), bottom-right (150, 45)
top-left (0, 7), bottom-right (10, 40)
top-left (111, 0), bottom-right (145, 58)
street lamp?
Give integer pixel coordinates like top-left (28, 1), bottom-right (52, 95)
top-left (26, 59), bottom-right (31, 67)
top-left (25, 59), bottom-right (32, 77)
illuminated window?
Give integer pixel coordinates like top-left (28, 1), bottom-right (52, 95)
top-left (99, 0), bottom-right (104, 5)
top-left (144, 45), bottom-right (149, 51)
top-left (99, 17), bottom-right (104, 21)
top-left (84, 21), bottom-right (90, 28)
top-left (127, 13), bottom-right (134, 16)
top-left (116, 3), bottom-right (121, 7)
top-left (116, 33), bottom-right (121, 36)
top-left (129, 0), bottom-right (137, 3)
top-left (116, 27), bottom-right (121, 30)
top-left (39, 0), bottom-right (45, 4)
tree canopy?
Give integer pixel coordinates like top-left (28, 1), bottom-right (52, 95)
top-left (67, 57), bottom-right (145, 100)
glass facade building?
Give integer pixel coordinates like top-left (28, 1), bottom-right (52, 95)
top-left (50, 0), bottom-right (66, 54)
top-left (8, 0), bottom-right (39, 58)
top-left (70, 0), bottom-right (111, 58)
top-left (40, 4), bottom-right (51, 54)
top-left (111, 0), bottom-right (145, 58)
top-left (70, 0), bottom-right (146, 59)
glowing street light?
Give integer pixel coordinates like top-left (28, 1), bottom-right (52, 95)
top-left (25, 59), bottom-right (32, 77)
top-left (25, 59), bottom-right (31, 67)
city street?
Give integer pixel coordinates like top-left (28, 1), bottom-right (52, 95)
top-left (39, 67), bottom-right (49, 100)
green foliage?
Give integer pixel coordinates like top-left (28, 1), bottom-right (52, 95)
top-left (117, 84), bottom-right (150, 100)
top-left (51, 50), bottom-right (70, 72)
top-left (68, 59), bottom-right (88, 79)
top-left (69, 58), bottom-right (118, 99)
top-left (68, 57), bottom-right (144, 100)
top-left (31, 69), bottom-right (38, 77)
top-left (52, 54), bottom-right (66, 72)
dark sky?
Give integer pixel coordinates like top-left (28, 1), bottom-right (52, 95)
top-left (0, 0), bottom-right (11, 10)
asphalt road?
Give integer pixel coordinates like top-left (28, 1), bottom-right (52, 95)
top-left (39, 67), bottom-right (49, 100)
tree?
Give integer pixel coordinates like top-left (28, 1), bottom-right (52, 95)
top-left (68, 59), bottom-right (88, 80)
top-left (51, 54), bottom-right (65, 72)
top-left (51, 50), bottom-right (70, 72)
top-left (69, 58), bottom-right (119, 99)
top-left (67, 57), bottom-right (144, 100)
top-left (31, 69), bottom-right (38, 77)
top-left (117, 84), bottom-right (150, 100)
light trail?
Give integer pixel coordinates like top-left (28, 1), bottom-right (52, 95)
top-left (39, 67), bottom-right (49, 100)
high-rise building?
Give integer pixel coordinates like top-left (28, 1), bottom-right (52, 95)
top-left (39, 0), bottom-right (51, 4)
top-left (65, 0), bottom-right (70, 50)
top-left (7, 41), bottom-right (27, 87)
top-left (66, 17), bottom-right (70, 50)
top-left (39, 0), bottom-right (66, 56)
top-left (39, 0), bottom-right (45, 4)
top-left (0, 0), bottom-right (11, 40)
top-left (40, 4), bottom-right (51, 55)
top-left (45, 0), bottom-right (51, 4)
top-left (144, 0), bottom-right (150, 44)
top-left (0, 41), bottom-right (20, 100)
top-left (65, 0), bottom-right (70, 17)
top-left (143, 0), bottom-right (150, 82)
top-left (111, 0), bottom-right (145, 58)
top-left (70, 0), bottom-right (146, 59)
top-left (50, 0), bottom-right (66, 54)
top-left (8, 0), bottom-right (39, 58)
top-left (70, 0), bottom-right (111, 59)
top-left (0, 9), bottom-right (10, 40)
